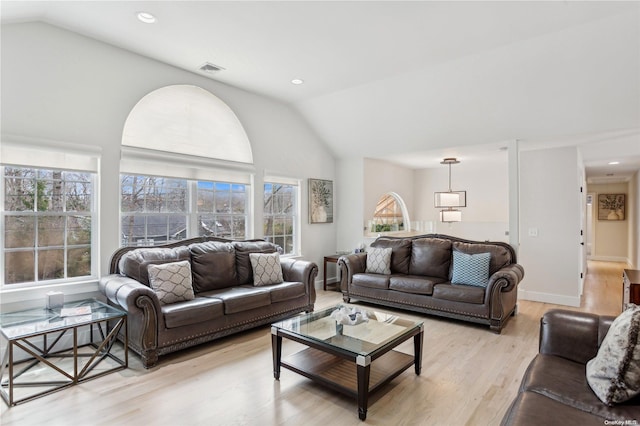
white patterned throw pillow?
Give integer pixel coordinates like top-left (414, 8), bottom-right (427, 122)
top-left (147, 260), bottom-right (195, 305)
top-left (586, 304), bottom-right (640, 405)
top-left (365, 247), bottom-right (392, 275)
top-left (451, 250), bottom-right (491, 287)
top-left (249, 252), bottom-right (284, 286)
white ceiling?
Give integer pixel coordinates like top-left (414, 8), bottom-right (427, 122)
top-left (2, 1), bottom-right (639, 180)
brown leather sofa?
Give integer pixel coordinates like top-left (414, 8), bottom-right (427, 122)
top-left (501, 309), bottom-right (640, 425)
top-left (338, 234), bottom-right (524, 333)
top-left (99, 237), bottom-right (317, 368)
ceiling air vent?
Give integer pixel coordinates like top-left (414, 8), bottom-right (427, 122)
top-left (199, 62), bottom-right (225, 73)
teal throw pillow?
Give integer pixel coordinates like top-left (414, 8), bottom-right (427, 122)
top-left (451, 251), bottom-right (491, 287)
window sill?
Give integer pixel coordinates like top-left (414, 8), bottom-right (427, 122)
top-left (0, 279), bottom-right (100, 312)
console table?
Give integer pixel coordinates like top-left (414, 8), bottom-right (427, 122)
top-left (0, 298), bottom-right (127, 406)
top-left (623, 269), bottom-right (640, 311)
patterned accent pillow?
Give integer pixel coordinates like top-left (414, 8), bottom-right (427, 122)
top-left (451, 250), bottom-right (491, 287)
top-left (586, 305), bottom-right (640, 405)
top-left (249, 252), bottom-right (284, 286)
top-left (147, 260), bottom-right (195, 305)
top-left (365, 247), bottom-right (392, 275)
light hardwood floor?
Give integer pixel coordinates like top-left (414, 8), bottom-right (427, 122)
top-left (0, 261), bottom-right (627, 426)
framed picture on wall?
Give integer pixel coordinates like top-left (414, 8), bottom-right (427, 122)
top-left (309, 178), bottom-right (333, 223)
top-left (597, 193), bottom-right (625, 221)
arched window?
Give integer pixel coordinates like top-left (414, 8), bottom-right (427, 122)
top-left (369, 192), bottom-right (410, 233)
top-left (119, 85), bottom-right (254, 246)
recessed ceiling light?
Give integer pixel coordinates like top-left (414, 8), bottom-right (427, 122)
top-left (608, 161), bottom-right (620, 165)
top-left (291, 79), bottom-right (304, 85)
top-left (137, 12), bottom-right (157, 24)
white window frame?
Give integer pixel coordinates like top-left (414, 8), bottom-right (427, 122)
top-left (0, 137), bottom-right (100, 291)
top-left (263, 176), bottom-right (301, 257)
top-left (119, 174), bottom-right (252, 246)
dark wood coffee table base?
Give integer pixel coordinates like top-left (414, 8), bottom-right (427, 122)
top-left (272, 325), bottom-right (423, 420)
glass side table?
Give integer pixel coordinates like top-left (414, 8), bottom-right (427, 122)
top-left (0, 298), bottom-right (127, 406)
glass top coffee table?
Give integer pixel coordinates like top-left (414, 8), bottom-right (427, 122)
top-left (271, 304), bottom-right (423, 420)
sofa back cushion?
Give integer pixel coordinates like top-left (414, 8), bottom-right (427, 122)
top-left (452, 241), bottom-right (512, 276)
top-left (234, 241), bottom-right (279, 285)
top-left (409, 238), bottom-right (452, 279)
top-left (189, 241), bottom-right (238, 292)
top-left (119, 246), bottom-right (191, 287)
top-left (370, 238), bottom-right (412, 274)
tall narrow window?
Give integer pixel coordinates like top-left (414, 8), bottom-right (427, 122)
top-left (264, 180), bottom-right (299, 255)
top-left (3, 166), bottom-right (94, 284)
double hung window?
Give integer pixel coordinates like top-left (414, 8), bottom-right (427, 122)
top-left (263, 179), bottom-right (299, 256)
top-left (1, 141), bottom-right (99, 287)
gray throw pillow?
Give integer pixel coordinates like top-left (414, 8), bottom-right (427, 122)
top-left (147, 260), bottom-right (195, 305)
top-left (586, 304), bottom-right (640, 405)
top-left (365, 247), bottom-right (392, 275)
top-left (249, 252), bottom-right (284, 286)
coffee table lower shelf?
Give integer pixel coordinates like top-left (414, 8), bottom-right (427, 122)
top-left (281, 347), bottom-right (415, 418)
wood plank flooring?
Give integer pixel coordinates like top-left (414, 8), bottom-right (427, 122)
top-left (0, 260), bottom-right (627, 426)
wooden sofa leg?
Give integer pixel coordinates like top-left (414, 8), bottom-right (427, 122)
top-left (141, 350), bottom-right (159, 369)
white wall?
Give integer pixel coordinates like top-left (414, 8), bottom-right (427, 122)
top-left (518, 146), bottom-right (582, 306)
top-left (0, 22), bottom-right (336, 307)
top-left (413, 156), bottom-right (509, 242)
top-left (363, 158), bottom-right (414, 232)
top-left (587, 182), bottom-right (630, 262)
top-left (632, 171), bottom-right (640, 268)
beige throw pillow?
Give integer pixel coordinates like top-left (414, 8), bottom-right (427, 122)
top-left (147, 260), bottom-right (195, 305)
top-left (365, 247), bottom-right (392, 275)
top-left (249, 252), bottom-right (284, 286)
top-left (586, 304), bottom-right (640, 405)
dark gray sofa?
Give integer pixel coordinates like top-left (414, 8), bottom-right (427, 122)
top-left (338, 234), bottom-right (524, 333)
top-left (501, 309), bottom-right (640, 425)
top-left (99, 237), bottom-right (317, 368)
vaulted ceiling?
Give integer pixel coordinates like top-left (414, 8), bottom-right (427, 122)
top-left (2, 1), bottom-right (639, 179)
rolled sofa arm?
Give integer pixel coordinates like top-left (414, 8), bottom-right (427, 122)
top-left (487, 263), bottom-right (525, 294)
top-left (539, 309), bottom-right (615, 364)
top-left (280, 258), bottom-right (318, 306)
top-left (99, 274), bottom-right (162, 364)
top-left (338, 253), bottom-right (367, 293)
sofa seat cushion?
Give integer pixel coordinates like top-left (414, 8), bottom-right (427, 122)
top-left (162, 297), bottom-right (224, 329)
top-left (522, 354), bottom-right (640, 421)
top-left (189, 241), bottom-right (238, 292)
top-left (201, 286), bottom-right (271, 314)
top-left (389, 275), bottom-right (444, 295)
top-left (261, 281), bottom-right (306, 303)
top-left (432, 283), bottom-right (485, 304)
top-left (409, 238), bottom-right (452, 279)
top-left (352, 273), bottom-right (390, 289)
top-left (502, 391), bottom-right (605, 426)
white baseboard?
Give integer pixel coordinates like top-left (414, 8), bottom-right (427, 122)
top-left (518, 289), bottom-right (581, 307)
top-left (588, 255), bottom-right (630, 264)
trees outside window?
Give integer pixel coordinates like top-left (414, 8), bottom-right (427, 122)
top-left (3, 166), bottom-right (94, 285)
top-left (120, 175), bottom-right (248, 246)
top-left (264, 182), bottom-right (297, 255)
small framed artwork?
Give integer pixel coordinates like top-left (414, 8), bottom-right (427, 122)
top-left (598, 193), bottom-right (625, 221)
top-left (309, 178), bottom-right (333, 223)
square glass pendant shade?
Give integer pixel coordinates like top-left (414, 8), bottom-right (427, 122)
top-left (440, 209), bottom-right (462, 222)
top-left (434, 191), bottom-right (466, 208)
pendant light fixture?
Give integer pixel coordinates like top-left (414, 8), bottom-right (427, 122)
top-left (434, 158), bottom-right (466, 222)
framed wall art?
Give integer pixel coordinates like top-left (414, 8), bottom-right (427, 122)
top-left (597, 193), bottom-right (625, 221)
top-left (309, 178), bottom-right (333, 223)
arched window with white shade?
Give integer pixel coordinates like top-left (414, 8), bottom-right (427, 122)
top-left (120, 85), bottom-right (255, 246)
